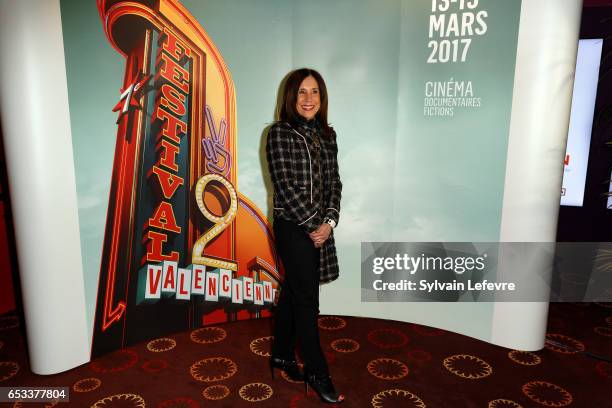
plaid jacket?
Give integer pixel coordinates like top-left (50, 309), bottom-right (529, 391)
top-left (266, 120), bottom-right (342, 283)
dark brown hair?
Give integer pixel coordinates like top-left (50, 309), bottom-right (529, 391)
top-left (279, 68), bottom-right (332, 137)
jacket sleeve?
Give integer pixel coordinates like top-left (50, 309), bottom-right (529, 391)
top-left (324, 130), bottom-right (342, 226)
top-left (266, 125), bottom-right (320, 232)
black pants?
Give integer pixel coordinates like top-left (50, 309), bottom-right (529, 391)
top-left (272, 217), bottom-right (329, 376)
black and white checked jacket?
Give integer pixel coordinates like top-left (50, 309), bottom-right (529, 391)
top-left (266, 120), bottom-right (342, 283)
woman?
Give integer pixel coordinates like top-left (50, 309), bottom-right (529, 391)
top-left (266, 68), bottom-right (344, 404)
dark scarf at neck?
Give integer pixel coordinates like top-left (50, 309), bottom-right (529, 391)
top-left (296, 116), bottom-right (320, 132)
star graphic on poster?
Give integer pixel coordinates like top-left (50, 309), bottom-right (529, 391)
top-left (112, 73), bottom-right (151, 124)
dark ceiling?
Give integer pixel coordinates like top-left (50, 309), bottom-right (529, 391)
top-left (584, 0), bottom-right (612, 7)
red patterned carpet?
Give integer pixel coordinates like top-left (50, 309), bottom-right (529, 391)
top-left (0, 303), bottom-right (610, 407)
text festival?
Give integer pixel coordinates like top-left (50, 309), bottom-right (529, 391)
top-left (131, 29), bottom-right (274, 308)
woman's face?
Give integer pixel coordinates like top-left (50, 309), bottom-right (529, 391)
top-left (295, 75), bottom-right (320, 120)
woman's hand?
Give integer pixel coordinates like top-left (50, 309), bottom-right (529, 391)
top-left (309, 223), bottom-right (332, 248)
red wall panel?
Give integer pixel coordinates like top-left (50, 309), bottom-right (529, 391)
top-left (0, 200), bottom-right (15, 314)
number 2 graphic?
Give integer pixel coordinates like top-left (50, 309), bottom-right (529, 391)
top-left (192, 173), bottom-right (238, 270)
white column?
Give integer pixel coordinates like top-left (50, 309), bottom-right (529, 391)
top-left (492, 0), bottom-right (583, 350)
top-left (0, 0), bottom-right (89, 373)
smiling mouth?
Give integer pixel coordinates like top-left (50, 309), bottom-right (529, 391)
top-left (300, 105), bottom-right (315, 110)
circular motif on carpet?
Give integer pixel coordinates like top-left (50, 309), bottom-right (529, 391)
top-left (367, 328), bottom-right (408, 349)
top-left (605, 316), bottom-right (612, 325)
top-left (371, 389), bottom-right (426, 408)
top-left (190, 357), bottom-right (237, 382)
top-left (249, 336), bottom-right (273, 357)
top-left (594, 326), bottom-right (612, 337)
top-left (73, 377), bottom-right (102, 392)
top-left (407, 350), bottom-right (432, 363)
top-left (331, 338), bottom-right (360, 353)
top-left (239, 383), bottom-right (273, 402)
top-left (367, 358), bottom-right (409, 380)
top-left (141, 359), bottom-right (168, 373)
top-left (443, 355), bottom-right (492, 379)
top-left (488, 399), bottom-right (523, 408)
top-left (146, 337), bottom-right (176, 352)
top-left (318, 316), bottom-right (346, 330)
top-left (157, 397), bottom-right (199, 408)
top-left (190, 327), bottom-right (227, 344)
top-left (508, 350), bottom-right (541, 366)
top-left (595, 361), bottom-right (611, 379)
top-left (0, 361), bottom-right (19, 382)
top-left (412, 325), bottom-right (445, 336)
top-left (90, 393), bottom-right (145, 408)
top-left (203, 384), bottom-right (230, 400)
top-left (90, 349), bottom-right (138, 373)
top-left (0, 316), bottom-right (18, 330)
top-left (522, 381), bottom-right (572, 407)
top-left (544, 333), bottom-right (585, 354)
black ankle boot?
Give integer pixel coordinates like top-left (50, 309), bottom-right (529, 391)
top-left (269, 356), bottom-right (304, 381)
top-left (305, 372), bottom-right (344, 404)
